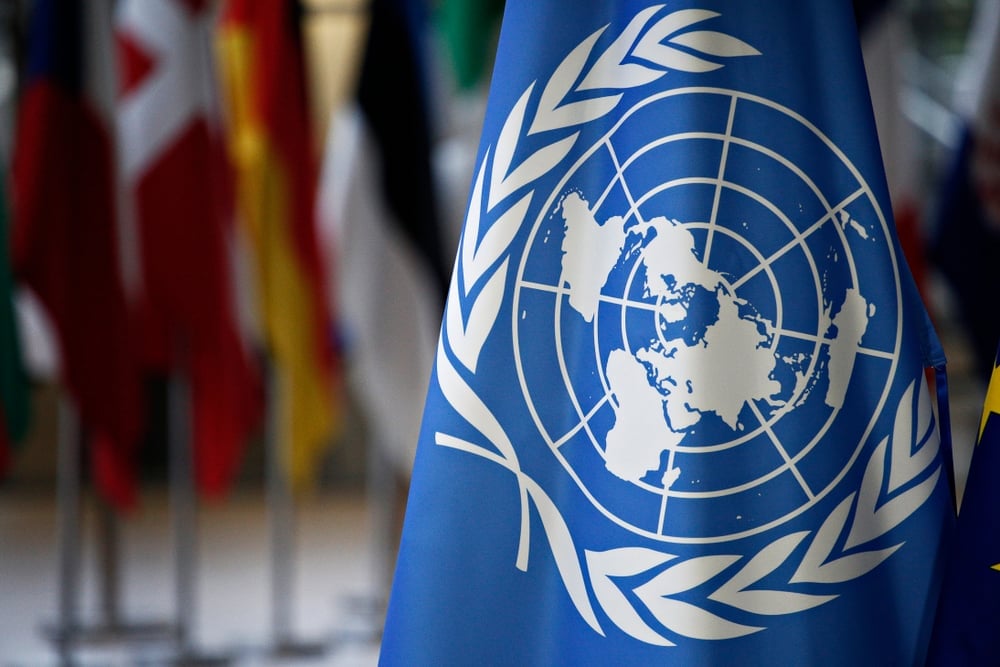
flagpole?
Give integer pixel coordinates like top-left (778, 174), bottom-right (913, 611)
top-left (265, 363), bottom-right (327, 658)
top-left (366, 439), bottom-right (394, 608)
top-left (44, 394), bottom-right (176, 654)
top-left (168, 362), bottom-right (231, 665)
top-left (52, 396), bottom-right (81, 662)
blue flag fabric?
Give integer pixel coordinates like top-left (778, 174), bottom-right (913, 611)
top-left (926, 345), bottom-right (1000, 665)
top-left (381, 2), bottom-right (952, 664)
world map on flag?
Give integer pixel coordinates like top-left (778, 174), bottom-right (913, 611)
top-left (512, 89), bottom-right (900, 542)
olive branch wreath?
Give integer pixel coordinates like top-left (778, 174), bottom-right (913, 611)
top-left (435, 5), bottom-right (943, 645)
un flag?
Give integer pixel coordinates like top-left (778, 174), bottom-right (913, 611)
top-left (381, 2), bottom-right (953, 664)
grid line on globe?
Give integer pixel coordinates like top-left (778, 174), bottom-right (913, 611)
top-left (512, 87), bottom-right (903, 544)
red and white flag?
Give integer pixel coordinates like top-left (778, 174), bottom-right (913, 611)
top-left (116, 0), bottom-right (262, 495)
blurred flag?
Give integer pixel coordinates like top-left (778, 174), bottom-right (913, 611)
top-left (116, 0), bottom-right (261, 496)
top-left (926, 342), bottom-right (1000, 664)
top-left (320, 0), bottom-right (446, 476)
top-left (382, 2), bottom-right (952, 664)
top-left (0, 177), bottom-right (28, 474)
top-left (931, 0), bottom-right (1000, 384)
top-left (11, 0), bottom-right (141, 506)
top-left (217, 0), bottom-right (339, 488)
top-left (437, 0), bottom-right (504, 91)
top-left (858, 0), bottom-right (927, 294)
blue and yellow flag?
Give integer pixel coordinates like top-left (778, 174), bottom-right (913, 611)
top-left (927, 345), bottom-right (1000, 664)
top-left (382, 2), bottom-right (952, 663)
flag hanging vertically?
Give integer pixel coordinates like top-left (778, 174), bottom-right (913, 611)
top-left (931, 0), bottom-right (1000, 384)
top-left (927, 343), bottom-right (1000, 664)
top-left (217, 0), bottom-right (339, 488)
top-left (437, 0), bottom-right (504, 91)
top-left (320, 0), bottom-right (447, 477)
top-left (0, 178), bottom-right (28, 471)
top-left (11, 0), bottom-right (140, 506)
top-left (381, 2), bottom-right (953, 664)
top-left (116, 0), bottom-right (262, 496)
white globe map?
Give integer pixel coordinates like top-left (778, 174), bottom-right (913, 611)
top-left (511, 88), bottom-right (900, 542)
top-left (558, 191), bottom-right (873, 488)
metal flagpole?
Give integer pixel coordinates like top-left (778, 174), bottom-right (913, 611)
top-left (53, 396), bottom-right (81, 663)
top-left (168, 366), bottom-right (230, 665)
top-left (45, 394), bottom-right (176, 657)
top-left (266, 364), bottom-right (326, 658)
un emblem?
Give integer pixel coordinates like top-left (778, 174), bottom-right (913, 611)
top-left (438, 6), bottom-right (941, 644)
top-left (513, 89), bottom-right (901, 543)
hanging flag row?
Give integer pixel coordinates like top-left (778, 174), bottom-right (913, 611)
top-left (6, 0), bottom-right (340, 507)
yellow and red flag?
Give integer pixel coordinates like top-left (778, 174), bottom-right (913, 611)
top-left (218, 0), bottom-right (339, 487)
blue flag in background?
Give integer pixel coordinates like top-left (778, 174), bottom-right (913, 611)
top-left (927, 345), bottom-right (1000, 665)
top-left (381, 2), bottom-right (952, 664)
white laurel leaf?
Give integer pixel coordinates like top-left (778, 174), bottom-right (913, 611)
top-left (436, 335), bottom-right (519, 468)
top-left (791, 492), bottom-right (901, 584)
top-left (444, 277), bottom-right (467, 364)
top-left (668, 30), bottom-right (761, 58)
top-left (586, 548), bottom-right (676, 646)
top-left (634, 43), bottom-right (723, 73)
top-left (529, 99), bottom-right (619, 143)
top-left (586, 546), bottom-right (677, 578)
top-left (489, 133), bottom-right (578, 211)
top-left (811, 543), bottom-right (902, 585)
top-left (888, 379), bottom-right (938, 494)
top-left (709, 532), bottom-right (833, 615)
top-left (491, 86), bottom-right (533, 206)
top-left (644, 9), bottom-right (721, 42)
top-left (638, 595), bottom-right (762, 641)
top-left (460, 156), bottom-right (489, 296)
top-left (467, 192), bottom-right (532, 288)
top-left (528, 27), bottom-right (605, 135)
top-left (790, 495), bottom-right (852, 584)
top-left (522, 476), bottom-right (604, 634)
top-left (578, 5), bottom-right (665, 91)
top-left (452, 258), bottom-right (508, 374)
top-left (636, 555), bottom-right (740, 597)
top-left (435, 342), bottom-right (534, 569)
top-left (717, 587), bottom-right (835, 617)
top-left (845, 438), bottom-right (941, 550)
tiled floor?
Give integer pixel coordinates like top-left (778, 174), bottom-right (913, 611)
top-left (0, 489), bottom-right (386, 666)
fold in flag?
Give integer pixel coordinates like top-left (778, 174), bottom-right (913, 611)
top-left (12, 0), bottom-right (141, 506)
top-left (217, 0), bottom-right (339, 488)
top-left (116, 0), bottom-right (262, 496)
top-left (382, 2), bottom-right (953, 664)
top-left (926, 344), bottom-right (1000, 664)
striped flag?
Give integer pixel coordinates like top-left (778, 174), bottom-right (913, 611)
top-left (217, 0), bottom-right (340, 487)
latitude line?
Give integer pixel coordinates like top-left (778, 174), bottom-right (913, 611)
top-left (705, 95), bottom-right (739, 267)
top-left (731, 187), bottom-right (867, 291)
top-left (746, 400), bottom-right (816, 501)
top-left (606, 139), bottom-right (646, 225)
